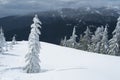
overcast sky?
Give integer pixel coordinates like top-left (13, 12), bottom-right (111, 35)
top-left (0, 0), bottom-right (120, 17)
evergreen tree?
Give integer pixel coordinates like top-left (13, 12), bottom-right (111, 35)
top-left (100, 25), bottom-right (109, 54)
top-left (60, 36), bottom-right (67, 46)
top-left (76, 35), bottom-right (83, 49)
top-left (0, 27), bottom-right (6, 54)
top-left (66, 26), bottom-right (77, 48)
top-left (89, 26), bottom-right (104, 53)
top-left (24, 14), bottom-right (42, 73)
top-left (12, 35), bottom-right (17, 45)
top-left (108, 17), bottom-right (120, 56)
top-left (80, 27), bottom-right (92, 50)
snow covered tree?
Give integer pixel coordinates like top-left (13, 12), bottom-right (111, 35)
top-left (108, 17), bottom-right (120, 56)
top-left (12, 35), bottom-right (17, 45)
top-left (100, 25), bottom-right (109, 54)
top-left (80, 27), bottom-right (92, 50)
top-left (24, 14), bottom-right (42, 73)
top-left (89, 26), bottom-right (104, 53)
top-left (60, 36), bottom-right (67, 46)
top-left (0, 27), bottom-right (6, 54)
top-left (66, 26), bottom-right (77, 48)
top-left (76, 35), bottom-right (83, 49)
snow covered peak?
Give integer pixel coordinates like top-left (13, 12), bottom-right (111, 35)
top-left (106, 5), bottom-right (119, 10)
top-left (86, 7), bottom-right (91, 11)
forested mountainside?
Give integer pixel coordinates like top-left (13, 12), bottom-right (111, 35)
top-left (0, 7), bottom-right (119, 44)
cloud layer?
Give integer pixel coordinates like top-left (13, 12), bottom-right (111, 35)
top-left (0, 0), bottom-right (120, 17)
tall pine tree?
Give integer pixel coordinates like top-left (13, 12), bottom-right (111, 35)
top-left (66, 26), bottom-right (77, 48)
top-left (24, 14), bottom-right (42, 73)
top-left (0, 27), bottom-right (6, 54)
top-left (80, 27), bottom-right (92, 50)
top-left (89, 26), bottom-right (104, 53)
top-left (108, 17), bottom-right (120, 56)
top-left (100, 25), bottom-right (109, 54)
top-left (12, 35), bottom-right (17, 45)
top-left (60, 36), bottom-right (67, 46)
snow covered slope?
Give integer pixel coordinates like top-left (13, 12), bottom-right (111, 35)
top-left (0, 41), bottom-right (120, 80)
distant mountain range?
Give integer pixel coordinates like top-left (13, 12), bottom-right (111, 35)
top-left (0, 7), bottom-right (120, 44)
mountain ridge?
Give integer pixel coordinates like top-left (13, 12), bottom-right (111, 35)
top-left (0, 7), bottom-right (119, 44)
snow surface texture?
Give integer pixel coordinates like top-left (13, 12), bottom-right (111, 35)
top-left (0, 41), bottom-right (120, 80)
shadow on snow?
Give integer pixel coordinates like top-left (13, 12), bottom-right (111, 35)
top-left (2, 53), bottom-right (19, 56)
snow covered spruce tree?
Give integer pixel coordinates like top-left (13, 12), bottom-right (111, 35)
top-left (66, 26), bottom-right (77, 48)
top-left (76, 35), bottom-right (83, 49)
top-left (60, 36), bottom-right (67, 46)
top-left (100, 25), bottom-right (109, 54)
top-left (89, 26), bottom-right (104, 53)
top-left (0, 27), bottom-right (6, 54)
top-left (108, 17), bottom-right (120, 56)
top-left (80, 27), bottom-right (92, 50)
top-left (12, 35), bottom-right (17, 45)
top-left (24, 14), bottom-right (42, 73)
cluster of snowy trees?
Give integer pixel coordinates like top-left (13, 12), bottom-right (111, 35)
top-left (61, 16), bottom-right (120, 56)
top-left (1, 14), bottom-right (120, 74)
top-left (0, 27), bottom-right (17, 54)
top-left (61, 26), bottom-right (78, 48)
top-left (0, 15), bottom-right (41, 73)
top-left (0, 14), bottom-right (41, 74)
